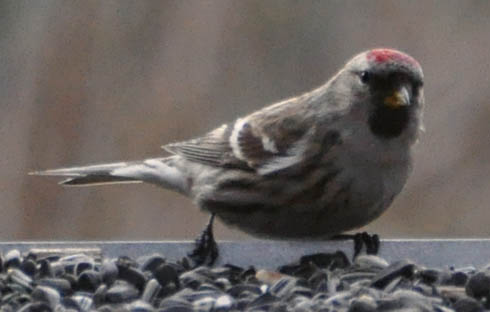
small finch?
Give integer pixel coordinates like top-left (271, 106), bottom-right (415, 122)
top-left (32, 49), bottom-right (424, 264)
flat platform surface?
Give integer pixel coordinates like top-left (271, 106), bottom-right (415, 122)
top-left (0, 239), bottom-right (489, 269)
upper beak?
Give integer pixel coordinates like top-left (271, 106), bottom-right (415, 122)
top-left (384, 86), bottom-right (411, 109)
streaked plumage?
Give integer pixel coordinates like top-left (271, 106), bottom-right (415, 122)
top-left (32, 49), bottom-right (424, 242)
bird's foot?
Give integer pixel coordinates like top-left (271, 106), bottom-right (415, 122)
top-left (188, 214), bottom-right (219, 267)
top-left (332, 232), bottom-right (380, 259)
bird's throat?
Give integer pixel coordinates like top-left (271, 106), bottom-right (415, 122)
top-left (368, 106), bottom-right (410, 139)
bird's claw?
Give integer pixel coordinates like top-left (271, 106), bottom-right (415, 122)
top-left (353, 232), bottom-right (380, 258)
top-left (188, 214), bottom-right (219, 267)
top-left (332, 232), bottom-right (380, 259)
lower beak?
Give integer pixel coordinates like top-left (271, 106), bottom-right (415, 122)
top-left (384, 86), bottom-right (411, 109)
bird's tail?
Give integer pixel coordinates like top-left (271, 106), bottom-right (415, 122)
top-left (29, 157), bottom-right (186, 193)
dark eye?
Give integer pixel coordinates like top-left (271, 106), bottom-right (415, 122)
top-left (360, 71), bottom-right (370, 84)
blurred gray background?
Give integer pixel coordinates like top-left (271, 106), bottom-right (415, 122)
top-left (1, 0), bottom-right (489, 241)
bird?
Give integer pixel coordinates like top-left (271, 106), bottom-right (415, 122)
top-left (31, 48), bottom-right (424, 265)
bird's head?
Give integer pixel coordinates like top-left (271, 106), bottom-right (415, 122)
top-left (332, 48), bottom-right (424, 141)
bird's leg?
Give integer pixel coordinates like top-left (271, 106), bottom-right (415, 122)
top-left (364, 232), bottom-right (380, 255)
top-left (188, 214), bottom-right (219, 266)
top-left (331, 232), bottom-right (380, 259)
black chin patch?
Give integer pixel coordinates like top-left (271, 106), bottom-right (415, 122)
top-left (369, 106), bottom-right (410, 139)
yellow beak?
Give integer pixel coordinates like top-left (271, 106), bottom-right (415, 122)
top-left (384, 86), bottom-right (410, 109)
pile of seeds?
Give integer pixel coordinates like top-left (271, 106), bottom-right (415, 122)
top-left (0, 248), bottom-right (488, 311)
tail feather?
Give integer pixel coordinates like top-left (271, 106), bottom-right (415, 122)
top-left (29, 162), bottom-right (142, 186)
top-left (60, 175), bottom-right (141, 186)
top-left (30, 158), bottom-right (186, 193)
top-left (30, 162), bottom-right (129, 177)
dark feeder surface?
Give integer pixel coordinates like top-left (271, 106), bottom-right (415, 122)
top-left (0, 240), bottom-right (489, 311)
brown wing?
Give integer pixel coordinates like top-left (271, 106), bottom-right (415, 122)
top-left (163, 118), bottom-right (313, 175)
top-left (163, 124), bottom-right (240, 168)
top-left (164, 91), bottom-right (339, 174)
